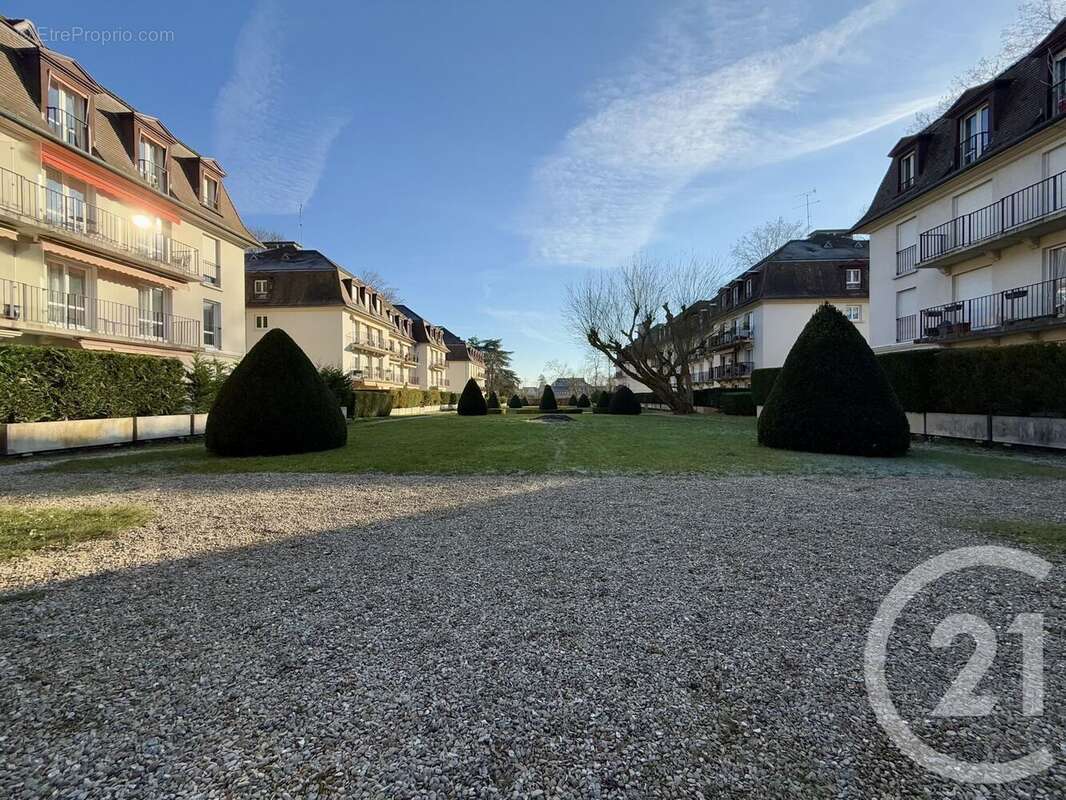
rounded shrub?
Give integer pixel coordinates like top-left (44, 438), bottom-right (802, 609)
top-left (457, 378), bottom-right (488, 416)
top-left (205, 329), bottom-right (346, 456)
top-left (507, 393), bottom-right (524, 409)
top-left (539, 385), bottom-right (558, 411)
top-left (577, 393), bottom-right (591, 408)
top-left (486, 391), bottom-right (500, 409)
top-left (758, 303), bottom-right (910, 456)
top-left (608, 385), bottom-right (641, 415)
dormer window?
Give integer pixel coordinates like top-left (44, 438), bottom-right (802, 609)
top-left (899, 151), bottom-right (916, 191)
top-left (959, 105), bottom-right (990, 166)
top-left (138, 135), bottom-right (167, 192)
top-left (253, 278), bottom-right (270, 297)
top-left (201, 174), bottom-right (219, 209)
top-left (1054, 50), bottom-right (1066, 115)
top-left (47, 78), bottom-right (89, 152)
top-left (744, 277), bottom-right (753, 297)
top-left (845, 268), bottom-right (862, 289)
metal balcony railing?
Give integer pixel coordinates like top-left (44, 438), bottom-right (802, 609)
top-left (47, 106), bottom-right (89, 152)
top-left (1, 278), bottom-right (201, 348)
top-left (896, 244), bottom-right (917, 276)
top-left (958, 131), bottom-right (991, 167)
top-left (707, 328), bottom-right (754, 349)
top-left (713, 362), bottom-right (753, 381)
top-left (896, 314), bottom-right (918, 343)
top-left (201, 261), bottom-right (220, 286)
top-left (919, 169), bottom-right (1066, 264)
top-left (918, 276), bottom-right (1066, 340)
top-left (138, 159), bottom-right (168, 193)
top-left (0, 166), bottom-right (199, 278)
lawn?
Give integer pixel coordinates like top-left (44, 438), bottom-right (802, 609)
top-left (41, 411), bottom-right (1066, 479)
top-left (0, 505), bottom-right (153, 561)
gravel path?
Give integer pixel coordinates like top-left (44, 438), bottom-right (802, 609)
top-left (1, 470), bottom-right (1065, 798)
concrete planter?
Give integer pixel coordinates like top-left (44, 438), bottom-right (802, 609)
top-left (389, 404), bottom-right (458, 417)
top-left (2, 413), bottom-right (205, 456)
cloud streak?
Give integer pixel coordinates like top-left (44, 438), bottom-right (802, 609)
top-left (212, 0), bottom-right (348, 215)
top-left (524, 0), bottom-right (923, 265)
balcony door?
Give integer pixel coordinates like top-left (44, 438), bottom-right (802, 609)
top-left (960, 105), bottom-right (989, 166)
top-left (47, 263), bottom-right (88, 329)
top-left (47, 79), bottom-right (88, 151)
top-left (953, 267), bottom-right (996, 329)
top-left (45, 169), bottom-right (91, 234)
top-left (139, 286), bottom-right (166, 341)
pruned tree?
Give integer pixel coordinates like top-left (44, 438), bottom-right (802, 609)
top-left (730, 217), bottom-right (806, 272)
top-left (564, 253), bottom-right (727, 414)
top-left (246, 226), bottom-right (288, 253)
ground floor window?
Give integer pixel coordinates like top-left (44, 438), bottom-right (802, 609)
top-left (843, 305), bottom-right (862, 322)
top-left (254, 315), bottom-right (268, 330)
top-left (47, 262), bottom-right (88, 328)
top-left (203, 300), bottom-right (220, 349)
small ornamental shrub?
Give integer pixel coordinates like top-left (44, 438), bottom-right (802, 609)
top-left (539, 385), bottom-right (558, 411)
top-left (186, 354), bottom-right (231, 413)
top-left (353, 390), bottom-right (393, 417)
top-left (507, 394), bottom-right (524, 409)
top-left (719, 391), bottom-right (755, 416)
top-left (594, 390), bottom-right (612, 414)
top-left (568, 393), bottom-right (579, 406)
top-left (458, 378), bottom-right (488, 415)
top-left (486, 391), bottom-right (500, 409)
top-left (577, 393), bottom-right (591, 408)
top-left (318, 364), bottom-right (354, 412)
top-left (608, 385), bottom-right (641, 415)
top-left (758, 304), bottom-right (909, 456)
top-left (206, 329), bottom-right (346, 456)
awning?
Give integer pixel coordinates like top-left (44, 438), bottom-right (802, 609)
top-left (78, 338), bottom-right (193, 356)
top-left (41, 240), bottom-right (186, 290)
top-left (0, 226), bottom-right (16, 241)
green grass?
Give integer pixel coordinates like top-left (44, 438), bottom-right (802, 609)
top-left (39, 412), bottom-right (1066, 479)
top-left (954, 517), bottom-right (1066, 551)
top-left (0, 505), bottom-right (153, 560)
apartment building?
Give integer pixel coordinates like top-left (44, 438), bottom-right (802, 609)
top-left (854, 21), bottom-right (1066, 351)
top-left (688, 230), bottom-right (870, 387)
top-left (246, 244), bottom-right (418, 388)
top-left (441, 327), bottom-right (485, 390)
top-left (394, 304), bottom-right (450, 389)
top-left (0, 19), bottom-right (255, 364)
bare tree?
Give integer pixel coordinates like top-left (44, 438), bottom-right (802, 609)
top-left (245, 226), bottom-right (289, 253)
top-left (909, 0), bottom-right (1066, 132)
top-left (730, 217), bottom-right (806, 272)
top-left (358, 270), bottom-right (403, 305)
top-left (564, 253), bottom-right (727, 414)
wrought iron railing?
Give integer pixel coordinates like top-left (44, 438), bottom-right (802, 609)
top-left (47, 106), bottom-right (89, 152)
top-left (0, 278), bottom-right (200, 347)
top-left (919, 169), bottom-right (1066, 263)
top-left (712, 362), bottom-right (753, 381)
top-left (138, 159), bottom-right (168, 192)
top-left (201, 260), bottom-right (220, 286)
top-left (707, 328), bottom-right (753, 348)
top-left (896, 244), bottom-right (917, 276)
top-left (202, 325), bottom-right (222, 349)
top-left (896, 314), bottom-right (917, 343)
top-left (958, 130), bottom-right (991, 167)
top-left (918, 276), bottom-right (1066, 339)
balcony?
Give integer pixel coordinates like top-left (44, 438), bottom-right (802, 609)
top-left (0, 278), bottom-right (200, 349)
top-left (403, 351), bottom-right (418, 364)
top-left (917, 276), bottom-right (1066, 342)
top-left (0, 166), bottom-right (200, 280)
top-left (917, 169), bottom-right (1066, 270)
top-left (346, 333), bottom-right (389, 354)
top-left (201, 260), bottom-right (220, 286)
top-left (896, 314), bottom-right (918, 343)
top-left (713, 362), bottom-right (753, 381)
top-left (47, 107), bottom-right (89, 153)
top-left (896, 244), bottom-right (917, 276)
top-left (138, 159), bottom-right (168, 193)
top-left (958, 131), bottom-right (991, 169)
top-left (707, 328), bottom-right (754, 351)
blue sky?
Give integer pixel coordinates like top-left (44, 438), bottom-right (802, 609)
top-left (28, 0), bottom-right (1018, 381)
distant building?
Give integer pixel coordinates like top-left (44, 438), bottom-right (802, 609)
top-left (394, 304), bottom-right (450, 390)
top-left (441, 327), bottom-right (485, 390)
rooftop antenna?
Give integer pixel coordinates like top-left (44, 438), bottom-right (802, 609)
top-left (297, 202), bottom-right (304, 243)
top-left (794, 188), bottom-right (820, 234)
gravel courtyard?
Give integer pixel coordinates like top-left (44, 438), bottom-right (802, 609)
top-left (2, 469), bottom-right (1065, 799)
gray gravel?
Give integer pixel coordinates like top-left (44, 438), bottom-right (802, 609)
top-left (1, 470), bottom-right (1065, 798)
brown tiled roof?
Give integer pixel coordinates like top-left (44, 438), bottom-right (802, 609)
top-left (0, 19), bottom-right (257, 245)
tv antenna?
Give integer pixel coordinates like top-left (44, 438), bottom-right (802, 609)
top-left (795, 188), bottom-right (820, 233)
top-left (298, 202), bottom-right (304, 243)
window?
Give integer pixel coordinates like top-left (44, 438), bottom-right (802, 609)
top-left (201, 174), bottom-right (219, 209)
top-left (744, 277), bottom-right (753, 297)
top-left (203, 300), bottom-right (220, 349)
top-left (960, 105), bottom-right (990, 165)
top-left (202, 235), bottom-right (220, 285)
top-left (47, 263), bottom-right (88, 328)
top-left (253, 278), bottom-right (270, 296)
top-left (47, 78), bottom-right (89, 151)
top-left (44, 168), bottom-right (91, 233)
top-left (138, 136), bottom-right (167, 191)
top-left (255, 315), bottom-right (269, 330)
top-left (846, 268), bottom-right (862, 288)
top-left (732, 285), bottom-right (740, 304)
top-left (139, 286), bottom-right (165, 339)
top-left (899, 151), bottom-right (916, 190)
top-left (1055, 51), bottom-right (1066, 113)
top-left (844, 305), bottom-right (862, 322)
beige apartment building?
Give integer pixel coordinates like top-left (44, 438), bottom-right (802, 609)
top-left (855, 22), bottom-right (1066, 352)
top-left (0, 19), bottom-right (255, 364)
top-left (246, 243), bottom-right (419, 388)
top-left (395, 304), bottom-right (451, 390)
top-left (442, 327), bottom-right (485, 390)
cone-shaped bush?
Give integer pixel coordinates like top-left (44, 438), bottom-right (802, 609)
top-left (206, 329), bottom-right (346, 456)
top-left (486, 391), bottom-right (500, 409)
top-left (539, 385), bottom-right (558, 411)
top-left (609, 385), bottom-right (641, 415)
top-left (568, 393), bottom-right (579, 406)
top-left (507, 393), bottom-right (524, 408)
top-left (596, 391), bottom-right (611, 410)
top-left (758, 304), bottom-right (910, 456)
top-left (577, 393), bottom-right (591, 408)
top-left (458, 378), bottom-right (488, 415)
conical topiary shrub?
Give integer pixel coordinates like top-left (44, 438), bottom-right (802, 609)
top-left (609, 385), bottom-right (641, 415)
top-left (206, 329), bottom-right (346, 456)
top-left (507, 394), bottom-right (524, 409)
top-left (568, 393), bottom-right (579, 406)
top-left (758, 304), bottom-right (910, 456)
top-left (458, 378), bottom-right (488, 415)
top-left (486, 391), bottom-right (500, 409)
top-left (594, 390), bottom-right (611, 413)
top-left (577, 393), bottom-right (591, 408)
top-left (539, 385), bottom-right (558, 411)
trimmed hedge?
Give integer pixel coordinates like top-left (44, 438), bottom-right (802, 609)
top-left (0, 345), bottom-right (186, 423)
top-left (514, 406), bottom-right (585, 414)
top-left (752, 342), bottom-right (1066, 417)
top-left (757, 305), bottom-right (909, 457)
top-left (352, 390), bottom-right (394, 417)
top-left (577, 393), bottom-right (591, 408)
top-left (487, 391), bottom-right (500, 410)
top-left (720, 391), bottom-right (755, 416)
top-left (206, 329), bottom-right (347, 456)
top-left (609, 385), bottom-right (642, 415)
top-left (539, 385), bottom-right (558, 411)
top-left (596, 391), bottom-right (611, 410)
top-left (458, 378), bottom-right (488, 415)
top-left (507, 394), bottom-right (524, 409)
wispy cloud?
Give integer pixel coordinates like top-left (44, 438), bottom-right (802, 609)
top-left (523, 0), bottom-right (925, 265)
top-left (481, 307), bottom-right (566, 346)
top-left (212, 0), bottom-right (348, 215)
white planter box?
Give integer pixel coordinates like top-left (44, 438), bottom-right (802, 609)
top-left (136, 414), bottom-right (192, 441)
top-left (3, 417), bottom-right (134, 455)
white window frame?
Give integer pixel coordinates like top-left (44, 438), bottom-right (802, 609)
top-left (202, 299), bottom-right (221, 349)
top-left (844, 305), bottom-right (862, 322)
top-left (960, 105), bottom-right (990, 165)
top-left (845, 268), bottom-right (862, 288)
top-left (253, 278), bottom-right (269, 296)
top-left (47, 76), bottom-right (89, 151)
top-left (899, 151), bottom-right (916, 189)
top-left (201, 174), bottom-right (219, 209)
top-left (255, 314), bottom-right (269, 330)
